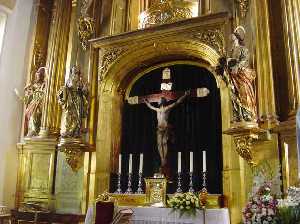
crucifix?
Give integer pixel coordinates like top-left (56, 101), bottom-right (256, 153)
top-left (127, 68), bottom-right (210, 172)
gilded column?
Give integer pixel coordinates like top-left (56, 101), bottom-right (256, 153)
top-left (253, 0), bottom-right (278, 128)
top-left (110, 0), bottom-right (128, 34)
top-left (281, 0), bottom-right (300, 117)
top-left (199, 0), bottom-right (211, 15)
top-left (39, 0), bottom-right (72, 137)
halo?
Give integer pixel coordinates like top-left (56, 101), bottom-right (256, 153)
top-left (234, 26), bottom-right (246, 35)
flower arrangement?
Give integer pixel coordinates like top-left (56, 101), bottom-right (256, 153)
top-left (277, 187), bottom-right (300, 224)
top-left (242, 161), bottom-right (300, 224)
top-left (167, 192), bottom-right (200, 216)
top-left (243, 182), bottom-right (278, 224)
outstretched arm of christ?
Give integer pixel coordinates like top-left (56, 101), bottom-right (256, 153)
top-left (144, 99), bottom-right (159, 111)
top-left (165, 90), bottom-right (190, 111)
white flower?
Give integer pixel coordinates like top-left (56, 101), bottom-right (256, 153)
top-left (267, 208), bottom-right (274, 215)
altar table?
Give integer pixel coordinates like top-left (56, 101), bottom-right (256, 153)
top-left (85, 206), bottom-right (230, 224)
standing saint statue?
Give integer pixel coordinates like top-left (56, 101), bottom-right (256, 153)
top-left (144, 91), bottom-right (190, 168)
top-left (24, 67), bottom-right (47, 137)
top-left (57, 66), bottom-right (89, 138)
top-left (217, 26), bottom-right (257, 122)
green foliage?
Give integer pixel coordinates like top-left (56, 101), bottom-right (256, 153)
top-left (277, 205), bottom-right (300, 224)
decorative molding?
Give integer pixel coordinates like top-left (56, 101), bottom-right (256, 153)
top-left (193, 29), bottom-right (225, 55)
top-left (234, 135), bottom-right (256, 166)
top-left (78, 16), bottom-right (94, 51)
top-left (60, 147), bottom-right (84, 172)
top-left (139, 0), bottom-right (193, 28)
top-left (224, 122), bottom-right (269, 167)
top-left (98, 47), bottom-right (127, 82)
top-left (57, 138), bottom-right (91, 172)
top-left (236, 0), bottom-right (249, 18)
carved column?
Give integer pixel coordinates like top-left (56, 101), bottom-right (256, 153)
top-left (273, 0), bottom-right (300, 189)
top-left (253, 0), bottom-right (278, 128)
top-left (281, 0), bottom-right (300, 117)
top-left (39, 0), bottom-right (72, 137)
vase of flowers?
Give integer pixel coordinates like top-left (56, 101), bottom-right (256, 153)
top-left (243, 182), bottom-right (278, 224)
top-left (167, 192), bottom-right (200, 216)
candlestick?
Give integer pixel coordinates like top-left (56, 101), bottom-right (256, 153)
top-left (190, 151), bottom-right (193, 173)
top-left (176, 172), bottom-right (183, 193)
top-left (125, 173), bottom-right (133, 194)
top-left (118, 154), bottom-right (122, 173)
top-left (139, 153), bottom-right (143, 173)
top-left (202, 171), bottom-right (207, 189)
top-left (178, 152), bottom-right (181, 173)
top-left (129, 154), bottom-right (132, 174)
top-left (189, 172), bottom-right (194, 193)
top-left (202, 151), bottom-right (206, 172)
top-left (136, 172), bottom-right (144, 194)
top-left (114, 172), bottom-right (122, 194)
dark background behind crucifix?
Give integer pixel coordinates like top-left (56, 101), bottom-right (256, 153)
top-left (110, 64), bottom-right (223, 194)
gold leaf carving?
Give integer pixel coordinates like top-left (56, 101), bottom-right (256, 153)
top-left (78, 16), bottom-right (95, 50)
top-left (193, 29), bottom-right (225, 55)
top-left (60, 147), bottom-right (84, 172)
top-left (234, 135), bottom-right (256, 167)
top-left (236, 0), bottom-right (249, 18)
top-left (139, 0), bottom-right (193, 28)
top-left (98, 47), bottom-right (127, 82)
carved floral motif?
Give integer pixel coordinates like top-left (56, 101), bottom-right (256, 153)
top-left (193, 29), bottom-right (225, 55)
top-left (98, 47), bottom-right (127, 82)
top-left (236, 0), bottom-right (249, 18)
top-left (60, 147), bottom-right (84, 172)
top-left (234, 135), bottom-right (257, 167)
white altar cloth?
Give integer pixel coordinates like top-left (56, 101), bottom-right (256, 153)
top-left (85, 206), bottom-right (230, 224)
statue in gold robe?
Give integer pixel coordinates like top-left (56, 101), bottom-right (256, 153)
top-left (24, 67), bottom-right (46, 137)
top-left (57, 66), bottom-right (88, 138)
top-left (217, 26), bottom-right (257, 122)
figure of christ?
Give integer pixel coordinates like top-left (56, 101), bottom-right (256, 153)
top-left (143, 91), bottom-right (190, 169)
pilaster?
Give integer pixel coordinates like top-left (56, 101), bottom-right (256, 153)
top-left (253, 0), bottom-right (278, 128)
top-left (281, 0), bottom-right (300, 117)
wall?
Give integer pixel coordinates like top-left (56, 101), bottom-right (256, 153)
top-left (0, 0), bottom-right (34, 207)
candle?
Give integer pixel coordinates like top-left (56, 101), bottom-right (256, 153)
top-left (129, 154), bottom-right (133, 174)
top-left (139, 153), bottom-right (143, 173)
top-left (190, 151), bottom-right (193, 173)
top-left (202, 151), bottom-right (207, 172)
top-left (118, 154), bottom-right (122, 173)
top-left (178, 152), bottom-right (181, 173)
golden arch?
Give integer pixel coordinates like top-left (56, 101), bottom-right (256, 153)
top-left (99, 40), bottom-right (221, 95)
